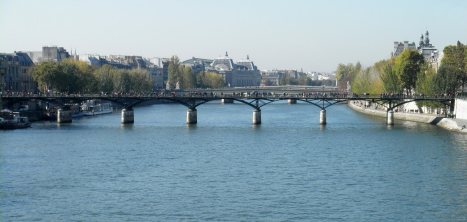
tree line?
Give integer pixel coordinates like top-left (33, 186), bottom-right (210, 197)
top-left (30, 59), bottom-right (153, 94)
top-left (167, 55), bottom-right (225, 89)
top-left (336, 41), bottom-right (467, 96)
top-left (30, 55), bottom-right (227, 94)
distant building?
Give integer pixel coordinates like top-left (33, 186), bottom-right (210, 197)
top-left (39, 46), bottom-right (70, 62)
top-left (391, 30), bottom-right (442, 71)
top-left (1, 52), bottom-right (36, 93)
top-left (417, 31), bottom-right (441, 71)
top-left (207, 52), bottom-right (261, 87)
top-left (392, 41), bottom-right (417, 57)
top-left (181, 57), bottom-right (214, 75)
top-left (260, 70), bottom-right (281, 86)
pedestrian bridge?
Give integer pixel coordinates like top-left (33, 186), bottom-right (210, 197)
top-left (1, 92), bottom-right (455, 125)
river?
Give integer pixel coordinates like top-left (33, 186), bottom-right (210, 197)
top-left (1, 101), bottom-right (466, 221)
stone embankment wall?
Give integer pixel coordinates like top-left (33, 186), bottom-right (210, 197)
top-left (348, 100), bottom-right (466, 133)
top-left (454, 98), bottom-right (467, 119)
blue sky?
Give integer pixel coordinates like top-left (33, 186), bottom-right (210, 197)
top-left (1, 0), bottom-right (466, 72)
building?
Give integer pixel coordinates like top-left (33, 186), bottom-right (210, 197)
top-left (260, 70), bottom-right (281, 86)
top-left (1, 52), bottom-right (36, 93)
top-left (391, 30), bottom-right (443, 71)
top-left (417, 30), bottom-right (441, 71)
top-left (180, 57), bottom-right (214, 75)
top-left (39, 46), bottom-right (70, 62)
top-left (207, 52), bottom-right (261, 87)
top-left (392, 41), bottom-right (417, 57)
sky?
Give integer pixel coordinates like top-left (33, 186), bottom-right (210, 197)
top-left (1, 0), bottom-right (466, 72)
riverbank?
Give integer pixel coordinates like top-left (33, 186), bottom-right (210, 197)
top-left (348, 100), bottom-right (467, 134)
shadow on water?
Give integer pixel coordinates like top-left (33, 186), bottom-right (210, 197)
top-left (252, 124), bottom-right (261, 130)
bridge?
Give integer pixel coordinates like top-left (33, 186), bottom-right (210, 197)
top-left (1, 92), bottom-right (455, 125)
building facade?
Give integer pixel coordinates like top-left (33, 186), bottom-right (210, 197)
top-left (392, 41), bottom-right (417, 57)
top-left (391, 30), bottom-right (442, 71)
top-left (1, 52), bottom-right (36, 93)
top-left (39, 46), bottom-right (71, 62)
top-left (207, 52), bottom-right (261, 87)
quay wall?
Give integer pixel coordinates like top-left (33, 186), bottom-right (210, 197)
top-left (348, 100), bottom-right (466, 133)
top-left (454, 98), bottom-right (467, 120)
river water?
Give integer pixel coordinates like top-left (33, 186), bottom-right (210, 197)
top-left (1, 101), bottom-right (467, 221)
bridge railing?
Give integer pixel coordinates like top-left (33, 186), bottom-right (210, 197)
top-left (0, 92), bottom-right (458, 100)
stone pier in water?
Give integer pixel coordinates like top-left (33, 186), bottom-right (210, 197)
top-left (121, 108), bottom-right (134, 124)
top-left (187, 108), bottom-right (197, 124)
top-left (253, 109), bottom-right (261, 124)
top-left (57, 109), bottom-right (72, 123)
top-left (386, 110), bottom-right (394, 125)
top-left (320, 109), bottom-right (326, 125)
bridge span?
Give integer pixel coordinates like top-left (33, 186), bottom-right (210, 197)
top-left (1, 92), bottom-right (455, 125)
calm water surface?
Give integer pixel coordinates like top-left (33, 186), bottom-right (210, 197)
top-left (2, 102), bottom-right (467, 221)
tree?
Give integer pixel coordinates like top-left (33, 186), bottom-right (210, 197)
top-left (433, 65), bottom-right (460, 95)
top-left (335, 62), bottom-right (361, 89)
top-left (30, 59), bottom-right (96, 93)
top-left (297, 76), bottom-right (311, 85)
top-left (95, 64), bottom-right (117, 93)
top-left (279, 73), bottom-right (287, 85)
top-left (440, 41), bottom-right (467, 92)
top-left (415, 63), bottom-right (436, 95)
top-left (394, 49), bottom-right (425, 95)
top-left (195, 71), bottom-right (225, 89)
top-left (168, 55), bottom-right (181, 89)
top-left (182, 66), bottom-right (196, 89)
top-left (351, 66), bottom-right (383, 94)
top-left (30, 61), bottom-right (59, 92)
top-left (380, 64), bottom-right (401, 93)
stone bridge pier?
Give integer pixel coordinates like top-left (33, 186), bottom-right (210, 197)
top-left (57, 108), bottom-right (72, 123)
top-left (121, 108), bottom-right (134, 124)
top-left (253, 109), bottom-right (261, 124)
top-left (319, 109), bottom-right (326, 125)
top-left (187, 108), bottom-right (197, 124)
top-left (386, 110), bottom-right (394, 125)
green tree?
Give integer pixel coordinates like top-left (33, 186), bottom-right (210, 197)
top-left (415, 63), bottom-right (436, 95)
top-left (181, 66), bottom-right (196, 89)
top-left (168, 55), bottom-right (181, 89)
top-left (196, 71), bottom-right (206, 88)
top-left (297, 76), bottom-right (311, 85)
top-left (380, 64), bottom-right (401, 93)
top-left (279, 74), bottom-right (287, 85)
top-left (196, 71), bottom-right (225, 89)
top-left (30, 59), bottom-right (96, 93)
top-left (394, 49), bottom-right (425, 95)
top-left (335, 62), bottom-right (361, 89)
top-left (95, 64), bottom-right (117, 93)
top-left (30, 61), bottom-right (60, 92)
top-left (441, 41), bottom-right (467, 92)
top-left (433, 65), bottom-right (460, 94)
